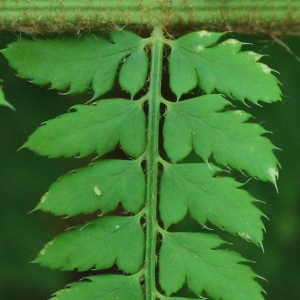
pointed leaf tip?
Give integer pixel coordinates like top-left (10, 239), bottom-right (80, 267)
top-left (119, 48), bottom-right (149, 98)
top-left (268, 166), bottom-right (279, 192)
top-left (0, 86), bottom-right (15, 110)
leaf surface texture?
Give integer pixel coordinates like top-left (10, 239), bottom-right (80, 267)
top-left (34, 216), bottom-right (144, 274)
top-left (23, 99), bottom-right (146, 159)
top-left (160, 163), bottom-right (265, 244)
top-left (163, 94), bottom-right (279, 184)
top-left (160, 232), bottom-right (264, 300)
top-left (2, 31), bottom-right (148, 98)
top-left (169, 30), bottom-right (281, 103)
top-left (36, 159), bottom-right (145, 217)
top-left (51, 275), bottom-right (143, 300)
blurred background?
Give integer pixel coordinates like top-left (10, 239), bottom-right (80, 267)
top-left (0, 31), bottom-right (299, 299)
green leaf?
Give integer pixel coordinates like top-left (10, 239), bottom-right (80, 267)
top-left (51, 274), bottom-right (144, 300)
top-left (163, 94), bottom-right (279, 184)
top-left (163, 297), bottom-right (199, 300)
top-left (160, 163), bottom-right (265, 245)
top-left (168, 31), bottom-right (225, 97)
top-left (169, 30), bottom-right (281, 103)
top-left (36, 159), bottom-right (145, 217)
top-left (119, 48), bottom-right (149, 98)
top-left (23, 98), bottom-right (146, 159)
top-left (1, 31), bottom-right (147, 98)
top-left (159, 232), bottom-right (264, 300)
top-left (34, 216), bottom-right (144, 274)
top-left (0, 86), bottom-right (15, 110)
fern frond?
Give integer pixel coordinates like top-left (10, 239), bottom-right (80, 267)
top-left (2, 26), bottom-right (281, 300)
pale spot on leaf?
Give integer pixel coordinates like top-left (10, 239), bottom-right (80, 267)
top-left (235, 110), bottom-right (243, 116)
top-left (261, 64), bottom-right (272, 74)
top-left (248, 51), bottom-right (261, 61)
top-left (194, 45), bottom-right (204, 53)
top-left (268, 167), bottom-right (279, 182)
top-left (223, 39), bottom-right (239, 45)
top-left (238, 232), bottom-right (251, 241)
top-left (94, 186), bottom-right (101, 196)
top-left (41, 192), bottom-right (49, 203)
top-left (40, 240), bottom-right (54, 255)
top-left (198, 30), bottom-right (211, 37)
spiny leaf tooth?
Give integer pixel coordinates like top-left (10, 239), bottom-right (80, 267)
top-left (0, 86), bottom-right (15, 110)
top-left (248, 51), bottom-right (264, 61)
top-left (268, 167), bottom-right (279, 191)
top-left (259, 63), bottom-right (273, 74)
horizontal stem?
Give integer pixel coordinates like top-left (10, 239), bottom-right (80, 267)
top-left (1, 0), bottom-right (300, 34)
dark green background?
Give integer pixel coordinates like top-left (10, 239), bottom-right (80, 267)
top-left (0, 32), bottom-right (299, 299)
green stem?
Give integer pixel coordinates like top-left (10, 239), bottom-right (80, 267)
top-left (1, 0), bottom-right (300, 34)
top-left (145, 26), bottom-right (164, 300)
